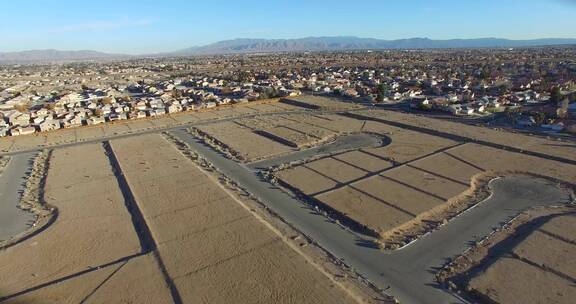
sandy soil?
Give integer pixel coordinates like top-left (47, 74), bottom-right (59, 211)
top-left (314, 114), bottom-right (366, 133)
top-left (277, 165), bottom-right (339, 195)
top-left (438, 207), bottom-right (576, 304)
top-left (4, 253), bottom-right (173, 304)
top-left (305, 158), bottom-right (368, 183)
top-left (316, 185), bottom-right (415, 234)
top-left (333, 150), bottom-right (395, 172)
top-left (354, 175), bottom-right (446, 215)
top-left (101, 122), bottom-right (132, 136)
top-left (382, 165), bottom-right (469, 201)
top-left (259, 126), bottom-right (316, 147)
top-left (0, 143), bottom-right (170, 302)
top-left (284, 95), bottom-right (364, 111)
top-left (448, 143), bottom-right (576, 184)
top-left (8, 135), bottom-right (46, 152)
top-left (236, 114), bottom-right (342, 148)
top-left (358, 109), bottom-right (576, 163)
top-left (0, 138), bottom-right (14, 153)
top-left (408, 151), bottom-right (483, 185)
top-left (73, 125), bottom-right (105, 142)
top-left (362, 129), bottom-right (459, 163)
top-left (111, 134), bottom-right (370, 304)
top-left (195, 121), bottom-right (292, 161)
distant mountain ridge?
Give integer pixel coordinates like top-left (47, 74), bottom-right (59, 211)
top-left (2, 37), bottom-right (576, 63)
top-left (174, 37), bottom-right (576, 55)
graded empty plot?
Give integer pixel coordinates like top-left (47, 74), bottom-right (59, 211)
top-left (319, 114), bottom-right (366, 133)
top-left (361, 120), bottom-right (404, 136)
top-left (112, 134), bottom-right (359, 304)
top-left (176, 240), bottom-right (354, 304)
top-left (74, 125), bottom-right (105, 141)
top-left (364, 130), bottom-right (459, 163)
top-left (160, 214), bottom-right (277, 279)
top-left (84, 253), bottom-right (173, 303)
top-left (171, 111), bottom-right (201, 124)
top-left (305, 157), bottom-right (368, 183)
top-left (197, 121), bottom-right (291, 161)
top-left (250, 102), bottom-right (285, 113)
top-left (147, 116), bottom-right (177, 128)
top-left (124, 118), bottom-right (156, 133)
top-left (382, 165), bottom-right (469, 201)
top-left (334, 150), bottom-right (394, 172)
top-left (352, 175), bottom-right (445, 216)
top-left (539, 215), bottom-right (576, 244)
top-left (512, 230), bottom-right (576, 279)
top-left (0, 138), bottom-right (14, 152)
top-left (4, 253), bottom-right (172, 304)
top-left (358, 109), bottom-right (576, 164)
top-left (316, 186), bottom-right (414, 233)
top-left (283, 113), bottom-right (342, 132)
top-left (448, 143), bottom-right (576, 184)
top-left (286, 121), bottom-right (337, 140)
top-left (44, 129), bottom-right (77, 146)
top-left (409, 151), bottom-right (483, 185)
top-left (8, 134), bottom-right (46, 151)
top-left (259, 125), bottom-right (313, 147)
top-left (468, 257), bottom-right (576, 304)
top-left (0, 143), bottom-right (142, 297)
top-left (102, 122), bottom-right (132, 136)
top-left (277, 165), bottom-right (338, 195)
top-left (284, 95), bottom-right (363, 111)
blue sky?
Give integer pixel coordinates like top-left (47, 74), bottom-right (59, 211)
top-left (1, 0), bottom-right (575, 54)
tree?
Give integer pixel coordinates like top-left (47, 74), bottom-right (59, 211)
top-left (550, 87), bottom-right (562, 103)
top-left (376, 84), bottom-right (389, 102)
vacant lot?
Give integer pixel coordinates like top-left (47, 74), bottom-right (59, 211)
top-left (275, 126), bottom-right (470, 239)
top-left (448, 143), bottom-right (576, 184)
top-left (357, 109), bottom-right (576, 163)
top-left (196, 121), bottom-right (292, 161)
top-left (274, 110), bottom-right (576, 244)
top-left (111, 134), bottom-right (364, 304)
top-left (0, 143), bottom-right (172, 303)
top-left (441, 210), bottom-right (576, 304)
top-left (282, 95), bottom-right (364, 111)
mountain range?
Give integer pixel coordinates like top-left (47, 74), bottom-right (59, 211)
top-left (1, 37), bottom-right (576, 63)
top-left (174, 37), bottom-right (576, 55)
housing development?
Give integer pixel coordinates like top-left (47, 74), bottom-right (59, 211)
top-left (0, 47), bottom-right (575, 304)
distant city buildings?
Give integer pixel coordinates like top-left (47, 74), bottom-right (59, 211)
top-left (0, 47), bottom-right (574, 137)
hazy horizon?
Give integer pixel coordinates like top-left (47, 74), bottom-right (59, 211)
top-left (1, 0), bottom-right (575, 54)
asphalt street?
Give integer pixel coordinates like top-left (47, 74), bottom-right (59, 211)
top-left (0, 152), bottom-right (38, 242)
top-left (171, 128), bottom-right (573, 304)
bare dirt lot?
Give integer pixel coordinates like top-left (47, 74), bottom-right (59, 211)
top-left (111, 134), bottom-right (370, 304)
top-left (195, 121), bottom-right (292, 161)
top-left (438, 207), bottom-right (576, 304)
top-left (272, 111), bottom-right (575, 246)
top-left (0, 143), bottom-right (172, 303)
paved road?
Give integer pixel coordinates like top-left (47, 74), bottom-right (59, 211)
top-left (248, 132), bottom-right (387, 169)
top-left (170, 128), bottom-right (573, 304)
top-left (0, 152), bottom-right (38, 242)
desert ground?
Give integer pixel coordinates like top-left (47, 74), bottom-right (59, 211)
top-left (270, 109), bottom-right (575, 245)
top-left (438, 207), bottom-right (576, 304)
top-left (0, 128), bottom-right (380, 303)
